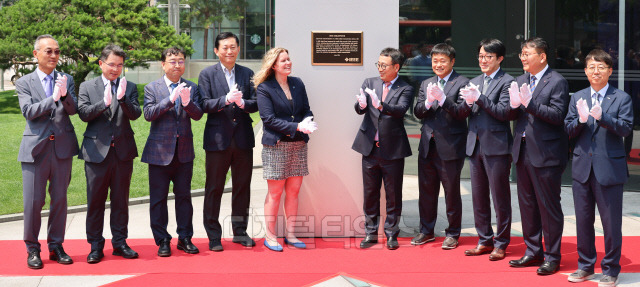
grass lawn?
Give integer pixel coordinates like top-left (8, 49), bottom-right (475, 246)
top-left (0, 82), bottom-right (261, 215)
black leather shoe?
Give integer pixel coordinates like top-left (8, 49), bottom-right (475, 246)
top-left (360, 235), bottom-right (378, 249)
top-left (232, 234), bottom-right (256, 247)
top-left (157, 238), bottom-right (171, 257)
top-left (386, 237), bottom-right (399, 250)
top-left (509, 255), bottom-right (544, 268)
top-left (49, 246), bottom-right (73, 264)
top-left (112, 244), bottom-right (138, 259)
top-left (209, 239), bottom-right (223, 252)
top-left (87, 250), bottom-right (104, 264)
top-left (177, 238), bottom-right (199, 254)
top-left (536, 261), bottom-right (559, 275)
top-left (411, 233), bottom-right (435, 245)
top-left (27, 250), bottom-right (43, 269)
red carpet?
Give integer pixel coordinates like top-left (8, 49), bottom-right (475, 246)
top-left (2, 236), bottom-right (637, 286)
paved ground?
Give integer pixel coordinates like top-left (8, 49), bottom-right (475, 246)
top-left (3, 119), bottom-right (640, 286)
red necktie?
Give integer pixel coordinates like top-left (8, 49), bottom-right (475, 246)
top-left (382, 82), bottom-right (390, 102)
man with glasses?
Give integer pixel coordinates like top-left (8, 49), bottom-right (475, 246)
top-left (412, 43), bottom-right (469, 250)
top-left (141, 47), bottom-right (203, 257)
top-left (78, 44), bottom-right (142, 264)
top-left (565, 49), bottom-right (632, 286)
top-left (17, 34), bottom-right (78, 269)
top-left (508, 37), bottom-right (570, 275)
top-left (353, 47), bottom-right (413, 250)
top-left (198, 32), bottom-right (258, 251)
top-left (458, 39), bottom-right (515, 261)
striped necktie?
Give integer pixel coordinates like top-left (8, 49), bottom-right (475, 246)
top-left (530, 76), bottom-right (537, 92)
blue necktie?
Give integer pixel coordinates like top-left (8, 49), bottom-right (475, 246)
top-left (44, 75), bottom-right (53, 98)
top-left (530, 76), bottom-right (537, 92)
top-left (170, 83), bottom-right (180, 113)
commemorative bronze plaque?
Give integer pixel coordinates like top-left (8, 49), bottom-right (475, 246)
top-left (311, 31), bottom-right (363, 66)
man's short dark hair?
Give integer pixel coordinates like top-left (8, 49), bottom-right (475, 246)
top-left (431, 43), bottom-right (456, 59)
top-left (99, 44), bottom-right (126, 62)
top-left (215, 32), bottom-right (240, 49)
top-left (379, 47), bottom-right (405, 69)
top-left (585, 48), bottom-right (613, 68)
top-left (161, 47), bottom-right (185, 62)
top-left (478, 38), bottom-right (506, 58)
top-left (521, 37), bottom-right (549, 56)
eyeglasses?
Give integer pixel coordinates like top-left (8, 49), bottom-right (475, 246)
top-left (518, 53), bottom-right (540, 59)
top-left (106, 63), bottom-right (124, 69)
top-left (586, 65), bottom-right (609, 73)
top-left (478, 55), bottom-right (495, 61)
top-left (166, 61), bottom-right (185, 67)
top-left (375, 62), bottom-right (391, 70)
top-left (41, 49), bottom-right (61, 56)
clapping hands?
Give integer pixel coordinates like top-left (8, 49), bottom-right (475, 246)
top-left (459, 83), bottom-right (480, 106)
top-left (298, 116), bottom-right (318, 134)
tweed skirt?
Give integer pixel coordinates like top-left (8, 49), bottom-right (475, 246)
top-left (262, 141), bottom-right (309, 180)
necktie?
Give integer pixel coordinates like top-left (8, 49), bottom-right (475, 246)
top-left (592, 92), bottom-right (602, 106)
top-left (170, 83), bottom-right (180, 113)
top-left (110, 80), bottom-right (118, 117)
top-left (44, 75), bottom-right (53, 98)
top-left (482, 76), bottom-right (491, 94)
top-left (438, 79), bottom-right (446, 89)
top-left (530, 76), bottom-right (537, 92)
top-left (382, 82), bottom-right (390, 102)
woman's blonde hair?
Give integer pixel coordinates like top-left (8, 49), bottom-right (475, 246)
top-left (252, 47), bottom-right (289, 89)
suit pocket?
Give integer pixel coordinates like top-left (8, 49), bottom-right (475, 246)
top-left (83, 130), bottom-right (98, 139)
top-left (608, 149), bottom-right (626, 158)
top-left (450, 128), bottom-right (466, 134)
top-left (23, 129), bottom-right (40, 136)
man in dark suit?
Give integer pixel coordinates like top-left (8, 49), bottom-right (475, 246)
top-left (507, 37), bottom-right (570, 275)
top-left (17, 34), bottom-right (78, 269)
top-left (142, 47), bottom-right (203, 257)
top-left (77, 44), bottom-right (142, 263)
top-left (353, 47), bottom-right (413, 250)
top-left (198, 32), bottom-right (258, 251)
top-left (458, 39), bottom-right (515, 261)
top-left (565, 49), bottom-right (632, 286)
top-left (412, 43), bottom-right (469, 250)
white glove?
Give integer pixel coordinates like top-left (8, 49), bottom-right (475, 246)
top-left (365, 87), bottom-right (380, 110)
top-left (430, 83), bottom-right (445, 103)
top-left (508, 81), bottom-right (521, 108)
top-left (590, 99), bottom-right (602, 121)
top-left (52, 75), bottom-right (67, 101)
top-left (425, 82), bottom-right (436, 108)
top-left (519, 83), bottom-right (532, 108)
top-left (460, 83), bottom-right (480, 106)
top-left (180, 86), bottom-right (192, 106)
top-left (576, 98), bottom-right (590, 123)
top-left (356, 88), bottom-right (367, 109)
top-left (225, 84), bottom-right (242, 105)
top-left (298, 116), bottom-right (318, 134)
top-left (116, 77), bottom-right (127, 100)
top-left (170, 82), bottom-right (186, 103)
top-left (103, 82), bottom-right (112, 107)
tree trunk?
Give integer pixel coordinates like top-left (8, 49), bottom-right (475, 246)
top-left (203, 28), bottom-right (208, 59)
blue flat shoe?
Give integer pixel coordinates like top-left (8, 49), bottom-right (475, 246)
top-left (284, 238), bottom-right (307, 249)
top-left (264, 239), bottom-right (283, 252)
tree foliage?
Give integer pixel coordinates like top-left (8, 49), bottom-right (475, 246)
top-left (185, 0), bottom-right (247, 59)
top-left (0, 0), bottom-right (194, 92)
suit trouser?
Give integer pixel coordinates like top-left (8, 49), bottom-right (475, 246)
top-left (22, 141), bottom-right (72, 252)
top-left (148, 149), bottom-right (194, 245)
top-left (362, 144), bottom-right (404, 238)
top-left (573, 167), bottom-right (623, 277)
top-left (203, 138), bottom-right (253, 240)
top-left (85, 146), bottom-right (134, 251)
top-left (469, 141), bottom-right (512, 249)
top-left (516, 140), bottom-right (564, 263)
top-left (417, 139), bottom-right (464, 238)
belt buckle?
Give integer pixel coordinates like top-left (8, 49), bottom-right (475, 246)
top-left (49, 134), bottom-right (55, 141)
top-left (375, 141), bottom-right (380, 147)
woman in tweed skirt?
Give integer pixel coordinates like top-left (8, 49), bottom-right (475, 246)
top-left (254, 47), bottom-right (318, 251)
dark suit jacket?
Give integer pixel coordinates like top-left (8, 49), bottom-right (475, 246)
top-left (565, 86), bottom-right (633, 186)
top-left (77, 77), bottom-right (142, 163)
top-left (511, 68), bottom-right (570, 168)
top-left (257, 76), bottom-right (313, 146)
top-left (198, 63), bottom-right (258, 151)
top-left (352, 77), bottom-right (413, 160)
top-left (141, 77), bottom-right (203, 165)
top-left (463, 69), bottom-right (517, 157)
top-left (413, 71), bottom-right (470, 160)
top-left (17, 70), bottom-right (79, 162)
